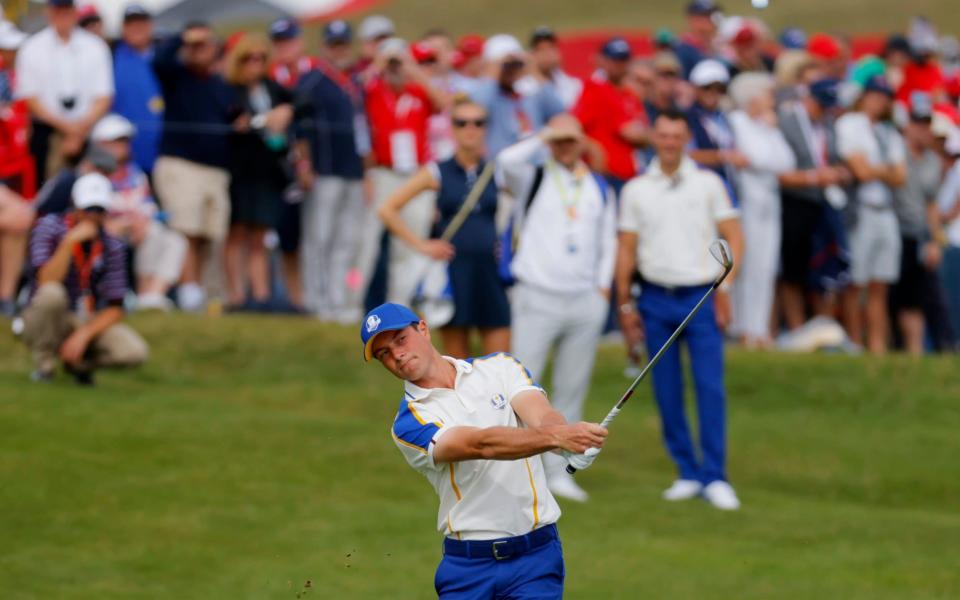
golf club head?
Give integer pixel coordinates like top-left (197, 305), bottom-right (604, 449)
top-left (710, 239), bottom-right (734, 283)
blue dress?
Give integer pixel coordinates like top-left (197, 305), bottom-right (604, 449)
top-left (432, 158), bottom-right (510, 328)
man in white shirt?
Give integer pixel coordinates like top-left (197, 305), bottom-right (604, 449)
top-left (516, 27), bottom-right (583, 110)
top-left (498, 114), bottom-right (617, 503)
top-left (362, 302), bottom-right (606, 599)
top-left (16, 0), bottom-right (113, 186)
top-left (616, 108), bottom-right (744, 510)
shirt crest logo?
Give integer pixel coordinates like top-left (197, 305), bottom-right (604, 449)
top-left (490, 393), bottom-right (507, 410)
top-left (366, 315), bottom-right (381, 333)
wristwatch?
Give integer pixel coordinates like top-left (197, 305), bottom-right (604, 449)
top-left (619, 303), bottom-right (636, 314)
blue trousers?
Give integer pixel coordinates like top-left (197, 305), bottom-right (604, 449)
top-left (434, 538), bottom-right (564, 599)
top-left (638, 283), bottom-right (727, 484)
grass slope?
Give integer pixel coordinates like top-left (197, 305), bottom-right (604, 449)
top-left (1, 314), bottom-right (959, 599)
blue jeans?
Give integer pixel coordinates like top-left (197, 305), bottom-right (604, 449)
top-left (941, 246), bottom-right (960, 345)
top-left (639, 283), bottom-right (727, 484)
top-left (435, 537), bottom-right (564, 599)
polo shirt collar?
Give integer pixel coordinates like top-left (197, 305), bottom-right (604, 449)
top-left (646, 156), bottom-right (697, 181)
top-left (403, 356), bottom-right (472, 401)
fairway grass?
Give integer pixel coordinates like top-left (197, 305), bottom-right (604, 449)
top-left (1, 314), bottom-right (958, 599)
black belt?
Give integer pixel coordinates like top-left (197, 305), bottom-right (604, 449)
top-left (443, 524), bottom-right (558, 561)
top-left (640, 279), bottom-right (713, 295)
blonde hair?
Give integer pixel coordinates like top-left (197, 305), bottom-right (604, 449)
top-left (729, 72), bottom-right (774, 110)
top-left (774, 50), bottom-right (813, 88)
top-left (224, 32), bottom-right (272, 85)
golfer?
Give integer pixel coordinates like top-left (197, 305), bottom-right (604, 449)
top-left (362, 302), bottom-right (607, 598)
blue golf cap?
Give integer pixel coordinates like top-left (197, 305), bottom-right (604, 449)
top-left (361, 303), bottom-right (421, 361)
top-left (324, 19), bottom-right (352, 44)
top-left (863, 74), bottom-right (894, 97)
top-left (808, 78), bottom-right (840, 109)
top-left (601, 37), bottom-right (631, 61)
top-left (48, 0), bottom-right (75, 7)
top-left (779, 27), bottom-right (807, 50)
top-left (269, 17), bottom-right (300, 41)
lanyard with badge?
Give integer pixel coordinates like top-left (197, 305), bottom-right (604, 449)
top-left (547, 159), bottom-right (585, 254)
top-left (66, 214), bottom-right (103, 318)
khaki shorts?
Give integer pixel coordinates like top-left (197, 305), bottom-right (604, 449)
top-left (153, 156), bottom-right (230, 241)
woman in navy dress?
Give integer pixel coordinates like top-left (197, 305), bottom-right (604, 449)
top-left (379, 98), bottom-right (510, 357)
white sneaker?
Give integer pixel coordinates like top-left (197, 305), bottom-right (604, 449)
top-left (176, 283), bottom-right (206, 313)
top-left (137, 293), bottom-right (174, 312)
top-left (702, 481), bottom-right (741, 510)
top-left (547, 471), bottom-right (589, 503)
top-left (662, 479), bottom-right (703, 501)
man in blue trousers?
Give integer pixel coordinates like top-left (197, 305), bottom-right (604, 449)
top-left (614, 109), bottom-right (744, 510)
top-left (362, 303), bottom-right (607, 597)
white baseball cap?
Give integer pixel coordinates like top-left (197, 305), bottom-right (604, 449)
top-left (945, 129), bottom-right (960, 157)
top-left (358, 15), bottom-right (394, 42)
top-left (483, 34), bottom-right (523, 62)
top-left (377, 37), bottom-right (408, 59)
top-left (689, 59), bottom-right (730, 87)
top-left (72, 172), bottom-right (114, 211)
top-left (0, 20), bottom-right (28, 51)
top-left (91, 114), bottom-right (137, 142)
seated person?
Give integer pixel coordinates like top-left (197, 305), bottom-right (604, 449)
top-left (92, 114), bottom-right (186, 311)
top-left (21, 172), bottom-right (148, 385)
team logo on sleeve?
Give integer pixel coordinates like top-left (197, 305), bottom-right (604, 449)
top-left (490, 394), bottom-right (507, 410)
top-left (366, 315), bottom-right (381, 333)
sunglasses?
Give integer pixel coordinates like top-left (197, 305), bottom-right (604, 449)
top-left (82, 206), bottom-right (107, 215)
top-left (452, 118), bottom-right (487, 128)
top-left (242, 53), bottom-right (268, 64)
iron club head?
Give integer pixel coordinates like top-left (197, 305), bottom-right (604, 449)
top-left (709, 239), bottom-right (734, 284)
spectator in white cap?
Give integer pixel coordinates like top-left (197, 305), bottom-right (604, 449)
top-left (686, 59), bottom-right (748, 192)
top-left (727, 72), bottom-right (796, 348)
top-left (356, 15), bottom-right (395, 77)
top-left (16, 0), bottom-right (114, 187)
top-left (467, 34), bottom-right (564, 155)
top-left (92, 114), bottom-right (186, 311)
top-left (21, 171), bottom-right (148, 385)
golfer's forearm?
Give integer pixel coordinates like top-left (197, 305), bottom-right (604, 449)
top-left (438, 426), bottom-right (560, 462)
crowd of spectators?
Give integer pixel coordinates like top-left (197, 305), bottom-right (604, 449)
top-left (3, 0), bottom-right (960, 387)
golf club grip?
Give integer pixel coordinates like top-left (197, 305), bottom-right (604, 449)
top-left (566, 406), bottom-right (623, 474)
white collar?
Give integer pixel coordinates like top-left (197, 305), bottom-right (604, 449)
top-left (403, 356), bottom-right (471, 401)
top-left (646, 156), bottom-right (697, 181)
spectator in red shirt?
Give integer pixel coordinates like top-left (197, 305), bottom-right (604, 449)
top-left (896, 30), bottom-right (948, 105)
top-left (358, 38), bottom-right (447, 306)
top-left (268, 18), bottom-right (320, 89)
top-left (807, 33), bottom-right (847, 81)
top-left (574, 37), bottom-right (649, 193)
top-left (454, 34), bottom-right (485, 81)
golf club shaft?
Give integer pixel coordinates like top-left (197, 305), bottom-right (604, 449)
top-left (567, 269), bottom-right (732, 474)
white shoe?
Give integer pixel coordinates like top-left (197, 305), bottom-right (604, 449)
top-left (176, 283), bottom-right (206, 312)
top-left (137, 293), bottom-right (173, 312)
top-left (662, 479), bottom-right (703, 501)
top-left (547, 471), bottom-right (589, 503)
top-left (702, 481), bottom-right (741, 510)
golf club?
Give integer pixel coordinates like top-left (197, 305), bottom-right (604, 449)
top-left (567, 239), bottom-right (734, 474)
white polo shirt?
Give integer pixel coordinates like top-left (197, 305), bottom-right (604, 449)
top-left (391, 353), bottom-right (561, 541)
top-left (619, 156), bottom-right (738, 287)
top-left (15, 27), bottom-right (114, 121)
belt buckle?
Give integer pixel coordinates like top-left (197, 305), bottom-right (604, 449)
top-left (491, 540), bottom-right (510, 561)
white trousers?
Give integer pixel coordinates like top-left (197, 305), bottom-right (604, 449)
top-left (135, 221), bottom-right (187, 285)
top-left (301, 176), bottom-right (364, 318)
top-left (510, 283), bottom-right (608, 476)
top-left (355, 167), bottom-right (436, 307)
top-left (733, 190), bottom-right (781, 340)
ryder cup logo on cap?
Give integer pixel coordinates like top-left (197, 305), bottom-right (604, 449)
top-left (269, 18), bottom-right (300, 41)
top-left (601, 37), bottom-right (631, 61)
top-left (361, 303), bottom-right (421, 361)
top-left (490, 394), bottom-right (507, 410)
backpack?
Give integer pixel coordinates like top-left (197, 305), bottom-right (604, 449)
top-left (497, 165), bottom-right (610, 285)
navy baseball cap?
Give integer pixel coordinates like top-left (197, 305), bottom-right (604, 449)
top-left (269, 17), bottom-right (300, 41)
top-left (48, 0), bottom-right (75, 7)
top-left (324, 20), bottom-right (352, 44)
top-left (601, 37), bottom-right (632, 61)
top-left (686, 0), bottom-right (718, 15)
top-left (123, 4), bottom-right (151, 21)
top-left (779, 27), bottom-right (807, 50)
top-left (361, 303), bottom-right (421, 361)
top-left (808, 78), bottom-right (840, 109)
top-left (863, 74), bottom-right (894, 97)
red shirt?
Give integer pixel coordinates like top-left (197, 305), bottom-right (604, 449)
top-left (364, 78), bottom-right (434, 169)
top-left (896, 61), bottom-right (946, 103)
top-left (269, 56), bottom-right (321, 89)
top-left (574, 74), bottom-right (645, 181)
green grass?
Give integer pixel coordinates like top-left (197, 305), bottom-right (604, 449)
top-left (1, 313), bottom-right (959, 599)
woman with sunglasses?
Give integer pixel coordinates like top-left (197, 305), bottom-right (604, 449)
top-left (223, 33), bottom-right (293, 311)
top-left (378, 98), bottom-right (510, 358)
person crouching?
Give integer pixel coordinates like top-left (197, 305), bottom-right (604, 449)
top-left (21, 172), bottom-right (148, 385)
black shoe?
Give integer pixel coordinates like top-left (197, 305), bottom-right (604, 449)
top-left (64, 363), bottom-right (95, 386)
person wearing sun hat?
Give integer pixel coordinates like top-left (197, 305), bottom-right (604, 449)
top-left (362, 300), bottom-right (607, 598)
top-left (21, 171), bottom-right (148, 385)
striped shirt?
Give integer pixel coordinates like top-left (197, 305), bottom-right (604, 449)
top-left (29, 214), bottom-right (128, 310)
